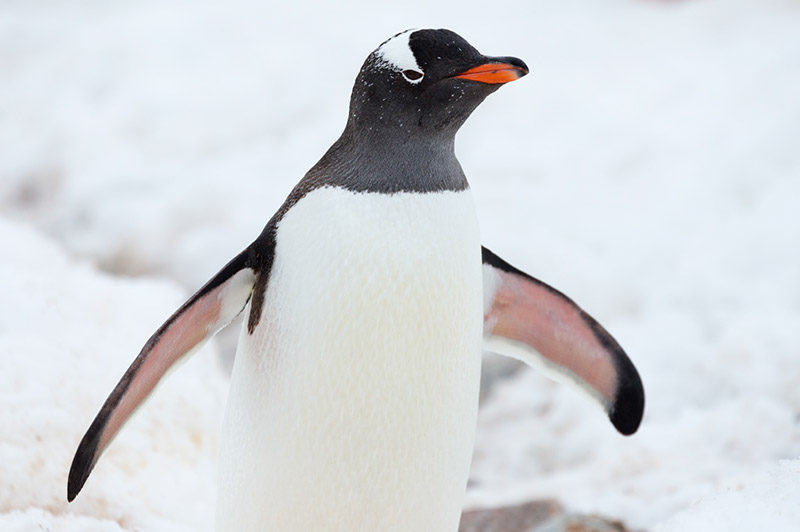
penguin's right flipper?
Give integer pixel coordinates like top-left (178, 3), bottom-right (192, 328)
top-left (481, 246), bottom-right (644, 435)
top-left (67, 249), bottom-right (258, 502)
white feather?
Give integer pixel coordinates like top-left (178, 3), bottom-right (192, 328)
top-left (375, 29), bottom-right (421, 74)
top-left (217, 187), bottom-right (483, 531)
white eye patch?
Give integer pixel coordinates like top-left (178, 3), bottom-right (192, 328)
top-left (375, 29), bottom-right (425, 84)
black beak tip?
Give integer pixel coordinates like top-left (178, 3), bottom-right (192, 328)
top-left (497, 55), bottom-right (529, 77)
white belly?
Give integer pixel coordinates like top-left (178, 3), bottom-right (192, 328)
top-left (216, 187), bottom-right (483, 531)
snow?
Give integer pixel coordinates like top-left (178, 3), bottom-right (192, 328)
top-left (0, 220), bottom-right (225, 531)
top-left (654, 460), bottom-right (800, 532)
top-left (2, 0), bottom-right (799, 530)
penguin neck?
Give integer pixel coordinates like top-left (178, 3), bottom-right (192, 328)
top-left (310, 123), bottom-right (469, 195)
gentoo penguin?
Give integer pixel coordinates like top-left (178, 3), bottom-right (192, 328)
top-left (68, 29), bottom-right (644, 531)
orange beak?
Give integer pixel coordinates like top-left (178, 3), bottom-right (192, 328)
top-left (453, 62), bottom-right (528, 84)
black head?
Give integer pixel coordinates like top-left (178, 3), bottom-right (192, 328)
top-left (346, 29), bottom-right (528, 142)
top-left (291, 29), bottom-right (527, 196)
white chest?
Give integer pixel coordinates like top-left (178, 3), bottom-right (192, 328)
top-left (217, 187), bottom-right (483, 531)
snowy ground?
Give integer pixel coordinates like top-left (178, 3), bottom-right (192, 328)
top-left (0, 220), bottom-right (225, 531)
top-left (2, 0), bottom-right (799, 530)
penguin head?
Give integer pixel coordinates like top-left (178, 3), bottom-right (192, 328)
top-left (347, 29), bottom-right (528, 140)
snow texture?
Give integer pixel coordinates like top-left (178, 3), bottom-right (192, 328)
top-left (0, 220), bottom-right (226, 531)
top-left (1, 0), bottom-right (799, 530)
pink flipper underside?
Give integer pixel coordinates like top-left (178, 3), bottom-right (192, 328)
top-left (68, 255), bottom-right (255, 501)
top-left (482, 246), bottom-right (644, 435)
top-left (484, 266), bottom-right (617, 406)
top-left (98, 269), bottom-right (254, 454)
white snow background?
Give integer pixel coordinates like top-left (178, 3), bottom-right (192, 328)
top-left (2, 0), bottom-right (799, 530)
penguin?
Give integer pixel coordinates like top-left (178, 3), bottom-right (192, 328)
top-left (67, 29), bottom-right (644, 531)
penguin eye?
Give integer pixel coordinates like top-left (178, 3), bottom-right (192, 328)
top-left (401, 69), bottom-right (424, 83)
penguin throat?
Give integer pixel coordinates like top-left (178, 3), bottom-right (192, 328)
top-left (302, 128), bottom-right (469, 195)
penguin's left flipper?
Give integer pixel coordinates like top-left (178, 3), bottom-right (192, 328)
top-left (482, 246), bottom-right (644, 435)
top-left (67, 249), bottom-right (257, 502)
